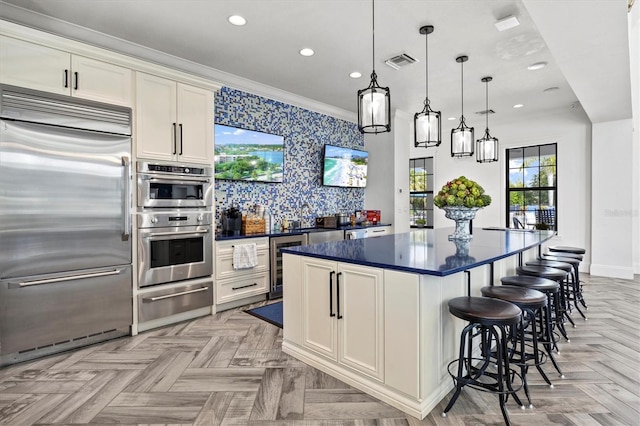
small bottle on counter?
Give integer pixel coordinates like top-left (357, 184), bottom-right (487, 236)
top-left (350, 214), bottom-right (356, 226)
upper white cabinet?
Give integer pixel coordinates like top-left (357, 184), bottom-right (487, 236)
top-left (136, 72), bottom-right (213, 164)
top-left (0, 35), bottom-right (132, 106)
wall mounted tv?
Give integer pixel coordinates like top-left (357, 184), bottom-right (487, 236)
top-left (322, 144), bottom-right (368, 188)
top-left (214, 124), bottom-right (284, 183)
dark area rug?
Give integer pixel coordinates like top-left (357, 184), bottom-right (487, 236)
top-left (244, 301), bottom-right (283, 328)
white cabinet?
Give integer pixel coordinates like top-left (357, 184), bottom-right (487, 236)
top-left (299, 257), bottom-right (384, 381)
top-left (215, 238), bottom-right (269, 305)
top-left (136, 72), bottom-right (213, 164)
top-left (0, 36), bottom-right (132, 106)
top-left (367, 226), bottom-right (392, 237)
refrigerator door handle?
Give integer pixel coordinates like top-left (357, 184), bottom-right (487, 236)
top-left (9, 269), bottom-right (122, 288)
top-left (122, 156), bottom-right (131, 241)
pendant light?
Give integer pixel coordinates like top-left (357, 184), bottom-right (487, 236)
top-left (414, 25), bottom-right (441, 148)
top-left (357, 0), bottom-right (391, 134)
top-left (476, 76), bottom-right (499, 163)
top-left (451, 55), bottom-right (474, 157)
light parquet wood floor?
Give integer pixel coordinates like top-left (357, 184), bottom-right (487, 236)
top-left (0, 274), bottom-right (638, 425)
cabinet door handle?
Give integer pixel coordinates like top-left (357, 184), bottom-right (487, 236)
top-left (329, 271), bottom-right (335, 317)
top-left (336, 272), bottom-right (343, 319)
top-left (172, 123), bottom-right (177, 154)
top-left (232, 283), bottom-right (258, 290)
top-left (179, 123), bottom-right (183, 155)
top-left (63, 69), bottom-right (69, 88)
top-left (73, 71), bottom-right (79, 90)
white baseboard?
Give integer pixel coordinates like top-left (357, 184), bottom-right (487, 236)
top-left (589, 264), bottom-right (635, 280)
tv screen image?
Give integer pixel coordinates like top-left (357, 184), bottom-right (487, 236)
top-left (214, 124), bottom-right (284, 183)
top-left (322, 144), bottom-right (368, 188)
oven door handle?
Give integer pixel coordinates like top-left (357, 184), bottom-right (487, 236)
top-left (144, 229), bottom-right (210, 238)
top-left (9, 269), bottom-right (122, 288)
top-left (143, 286), bottom-right (209, 302)
top-left (143, 176), bottom-right (211, 184)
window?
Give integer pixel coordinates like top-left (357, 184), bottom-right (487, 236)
top-left (409, 157), bottom-right (434, 228)
top-left (506, 143), bottom-right (557, 230)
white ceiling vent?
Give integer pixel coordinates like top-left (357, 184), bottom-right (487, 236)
top-left (384, 53), bottom-right (418, 70)
top-left (475, 109), bottom-right (495, 115)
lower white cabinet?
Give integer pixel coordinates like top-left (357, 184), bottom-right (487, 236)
top-left (296, 257), bottom-right (385, 381)
top-left (215, 238), bottom-right (269, 305)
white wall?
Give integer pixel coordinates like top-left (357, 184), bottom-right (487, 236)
top-left (630, 4), bottom-right (640, 275)
top-left (591, 119), bottom-right (635, 279)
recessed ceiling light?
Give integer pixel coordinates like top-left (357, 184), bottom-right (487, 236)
top-left (447, 117), bottom-right (457, 121)
top-left (544, 86), bottom-right (560, 93)
top-left (527, 61), bottom-right (547, 70)
top-left (513, 104), bottom-right (524, 109)
top-left (228, 15), bottom-right (246, 26)
top-left (349, 72), bottom-right (362, 79)
top-left (299, 48), bottom-right (314, 57)
top-left (495, 15), bottom-right (520, 31)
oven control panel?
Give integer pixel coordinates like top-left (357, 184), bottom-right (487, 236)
top-left (137, 211), bottom-right (212, 228)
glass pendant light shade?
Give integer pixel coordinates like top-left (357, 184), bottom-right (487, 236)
top-left (451, 55), bottom-right (474, 157)
top-left (476, 76), bottom-right (499, 163)
top-left (414, 25), bottom-right (441, 147)
top-left (357, 0), bottom-right (391, 134)
top-left (358, 72), bottom-right (391, 134)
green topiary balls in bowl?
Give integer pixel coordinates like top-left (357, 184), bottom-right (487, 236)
top-left (433, 176), bottom-right (492, 209)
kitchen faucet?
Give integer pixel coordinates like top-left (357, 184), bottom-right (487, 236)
top-left (299, 202), bottom-right (310, 229)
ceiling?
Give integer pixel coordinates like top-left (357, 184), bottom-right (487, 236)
top-left (0, 0), bottom-right (632, 126)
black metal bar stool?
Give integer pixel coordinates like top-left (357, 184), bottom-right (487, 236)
top-left (538, 255), bottom-right (587, 317)
top-left (442, 297), bottom-right (524, 425)
top-left (500, 275), bottom-right (565, 378)
top-left (481, 285), bottom-right (553, 408)
top-left (516, 265), bottom-right (571, 343)
top-left (542, 253), bottom-right (588, 310)
top-left (525, 259), bottom-right (583, 324)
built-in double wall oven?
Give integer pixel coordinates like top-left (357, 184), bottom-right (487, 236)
top-left (135, 161), bottom-right (213, 325)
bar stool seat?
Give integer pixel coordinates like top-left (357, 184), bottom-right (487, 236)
top-left (481, 285), bottom-right (546, 307)
top-left (517, 265), bottom-right (568, 281)
top-left (501, 275), bottom-right (559, 292)
top-left (544, 251), bottom-right (583, 261)
top-left (548, 246), bottom-right (586, 255)
top-left (443, 296), bottom-right (524, 424)
top-left (448, 296), bottom-right (522, 326)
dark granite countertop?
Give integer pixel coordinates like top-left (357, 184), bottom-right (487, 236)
top-left (215, 223), bottom-right (392, 241)
top-left (281, 227), bottom-right (555, 276)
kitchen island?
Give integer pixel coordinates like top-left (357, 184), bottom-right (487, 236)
top-left (281, 227), bottom-right (555, 419)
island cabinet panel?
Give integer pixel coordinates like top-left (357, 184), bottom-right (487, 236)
top-left (384, 270), bottom-right (420, 398)
top-left (297, 257), bottom-right (385, 381)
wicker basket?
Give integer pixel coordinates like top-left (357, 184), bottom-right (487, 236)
top-left (242, 216), bottom-right (266, 234)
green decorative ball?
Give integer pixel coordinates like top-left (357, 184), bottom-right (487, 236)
top-left (434, 176), bottom-right (492, 209)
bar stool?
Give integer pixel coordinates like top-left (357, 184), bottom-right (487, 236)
top-left (480, 285), bottom-right (553, 408)
top-left (443, 296), bottom-right (524, 425)
top-left (538, 255), bottom-right (587, 317)
top-left (516, 265), bottom-right (571, 342)
top-left (525, 259), bottom-right (583, 324)
top-left (500, 275), bottom-right (565, 378)
top-left (542, 253), bottom-right (588, 310)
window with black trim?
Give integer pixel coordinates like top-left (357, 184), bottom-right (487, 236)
top-left (506, 143), bottom-right (557, 231)
top-left (409, 157), bottom-right (434, 228)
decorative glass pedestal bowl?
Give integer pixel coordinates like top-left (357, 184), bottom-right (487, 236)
top-left (443, 206), bottom-right (480, 241)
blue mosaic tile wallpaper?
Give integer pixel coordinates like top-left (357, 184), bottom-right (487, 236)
top-left (215, 87), bottom-right (365, 230)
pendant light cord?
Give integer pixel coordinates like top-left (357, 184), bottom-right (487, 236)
top-left (372, 0), bottom-right (375, 74)
top-left (460, 60), bottom-right (464, 119)
top-left (425, 29), bottom-right (429, 103)
top-left (485, 79), bottom-right (489, 130)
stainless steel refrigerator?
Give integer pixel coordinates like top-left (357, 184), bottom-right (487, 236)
top-left (0, 84), bottom-right (133, 366)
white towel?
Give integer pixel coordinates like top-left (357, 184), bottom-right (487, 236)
top-left (233, 243), bottom-right (258, 270)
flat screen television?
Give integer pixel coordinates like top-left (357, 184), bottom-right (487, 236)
top-left (322, 144), bottom-right (368, 188)
top-left (214, 124), bottom-right (284, 183)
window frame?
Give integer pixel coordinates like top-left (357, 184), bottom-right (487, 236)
top-left (505, 143), bottom-right (558, 231)
top-left (409, 157), bottom-right (434, 229)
